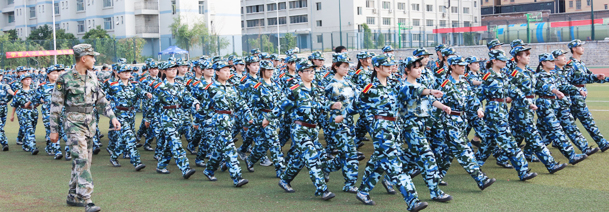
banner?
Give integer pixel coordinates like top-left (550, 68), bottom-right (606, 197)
top-left (5, 49), bottom-right (74, 59)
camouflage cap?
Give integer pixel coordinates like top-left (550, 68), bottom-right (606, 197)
top-left (413, 48), bottom-right (433, 57)
top-left (441, 47), bottom-right (457, 56)
top-left (488, 49), bottom-right (508, 61)
top-left (233, 57), bottom-right (245, 65)
top-left (55, 64), bottom-right (65, 70)
top-left (403, 56), bottom-right (423, 67)
top-left (117, 58), bottom-right (127, 64)
top-left (213, 61), bottom-right (232, 71)
top-left (132, 66), bottom-right (139, 71)
top-left (19, 73), bottom-right (32, 81)
top-left (285, 55), bottom-right (298, 63)
top-left (165, 60), bottom-right (179, 69)
top-left (244, 55), bottom-right (260, 64)
top-left (356, 51), bottom-right (372, 59)
top-left (260, 52), bottom-right (271, 59)
top-left (296, 60), bottom-right (317, 72)
top-left (435, 44), bottom-right (448, 52)
top-left (382, 45), bottom-right (394, 53)
top-left (251, 48), bottom-right (261, 54)
top-left (372, 55), bottom-right (395, 67)
top-left (510, 39), bottom-right (527, 48)
top-left (568, 39), bottom-right (585, 49)
top-left (16, 66), bottom-right (25, 72)
top-left (309, 51), bottom-right (324, 60)
top-left (509, 46), bottom-right (532, 57)
top-left (369, 52), bottom-right (377, 57)
top-left (539, 53), bottom-right (556, 62)
top-left (167, 57), bottom-right (177, 62)
top-left (448, 56), bottom-right (469, 66)
top-left (270, 54), bottom-right (280, 61)
top-left (284, 49), bottom-right (295, 56)
top-left (199, 55), bottom-right (209, 61)
top-left (148, 61), bottom-right (158, 69)
top-left (73, 44), bottom-right (100, 58)
top-left (551, 49), bottom-right (569, 57)
top-left (177, 59), bottom-right (190, 66)
top-left (118, 64), bottom-right (132, 73)
top-left (332, 52), bottom-right (350, 63)
top-left (198, 60), bottom-right (213, 69)
top-left (487, 39), bottom-right (503, 49)
top-left (227, 55), bottom-right (236, 62)
top-left (465, 56), bottom-right (481, 64)
top-left (384, 53), bottom-right (397, 64)
top-left (46, 66), bottom-right (58, 74)
top-left (260, 60), bottom-right (275, 70)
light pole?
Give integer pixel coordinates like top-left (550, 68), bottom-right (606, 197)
top-left (339, 0), bottom-right (342, 45)
top-left (277, 0), bottom-right (280, 54)
top-left (51, 1), bottom-right (57, 64)
top-left (591, 0), bottom-right (595, 40)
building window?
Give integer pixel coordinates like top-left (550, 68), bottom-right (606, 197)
top-left (357, 7), bottom-right (362, 15)
top-left (55, 24), bottom-right (60, 30)
top-left (267, 3), bottom-right (276, 11)
top-left (317, 35), bottom-right (322, 43)
top-left (440, 20), bottom-right (446, 27)
top-left (411, 4), bottom-right (419, 11)
top-left (366, 0), bottom-right (374, 8)
top-left (316, 2), bottom-right (321, 10)
top-left (366, 17), bottom-right (375, 25)
top-left (29, 7), bottom-right (35, 18)
top-left (452, 21), bottom-right (458, 27)
top-left (103, 0), bottom-right (112, 7)
top-left (246, 5), bottom-right (264, 13)
top-left (104, 17), bottom-right (113, 30)
top-left (7, 12), bottom-right (14, 23)
top-left (464, 21), bottom-right (471, 27)
top-left (382, 1), bottom-right (390, 9)
top-left (382, 17), bottom-right (390, 25)
top-left (268, 18), bottom-right (277, 25)
top-left (576, 0), bottom-right (581, 9)
top-left (426, 19), bottom-right (434, 26)
top-left (426, 5), bottom-right (433, 11)
top-left (199, 1), bottom-right (205, 14)
top-left (289, 15), bottom-right (307, 23)
top-left (78, 21), bottom-right (85, 33)
top-left (289, 0), bottom-right (307, 9)
top-left (463, 7), bottom-right (469, 14)
top-left (451, 6), bottom-right (458, 13)
top-left (77, 0), bottom-right (84, 11)
top-left (474, 17), bottom-right (478, 23)
top-left (412, 19), bottom-right (420, 26)
top-left (569, 1), bottom-right (573, 7)
top-left (54, 3), bottom-right (59, 14)
top-left (40, 5), bottom-right (44, 13)
top-left (439, 6), bottom-right (446, 13)
top-left (398, 18), bottom-right (405, 25)
top-left (278, 2), bottom-right (286, 10)
top-left (587, 0), bottom-right (591, 6)
top-left (246, 19), bottom-right (264, 27)
top-left (397, 3), bottom-right (405, 10)
top-left (279, 17), bottom-right (286, 24)
top-left (7, 0), bottom-right (14, 5)
top-left (605, 4), bottom-right (608, 9)
top-left (474, 1), bottom-right (477, 7)
top-left (316, 20), bottom-right (322, 26)
top-left (413, 34), bottom-right (420, 41)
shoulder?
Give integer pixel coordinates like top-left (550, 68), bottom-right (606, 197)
top-left (362, 83), bottom-right (374, 94)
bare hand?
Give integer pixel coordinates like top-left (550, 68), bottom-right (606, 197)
top-left (144, 121), bottom-right (150, 128)
top-left (9, 115), bottom-right (14, 122)
top-left (506, 97), bottom-right (512, 103)
top-left (334, 115), bottom-right (344, 123)
top-left (193, 125), bottom-right (199, 130)
top-left (442, 106), bottom-right (452, 114)
top-left (50, 133), bottom-right (59, 144)
top-left (24, 101), bottom-right (31, 108)
top-left (111, 118), bottom-right (122, 131)
top-left (248, 120), bottom-right (253, 124)
top-left (598, 74), bottom-right (606, 80)
top-left (331, 102), bottom-right (342, 110)
top-left (146, 93), bottom-right (153, 99)
top-left (580, 90), bottom-right (587, 97)
top-left (40, 99), bottom-right (45, 103)
top-left (195, 104), bottom-right (200, 111)
top-left (477, 110), bottom-right (484, 118)
top-left (529, 104), bottom-right (538, 110)
top-left (555, 91), bottom-right (565, 99)
top-left (262, 118), bottom-right (269, 128)
top-left (430, 90), bottom-right (443, 98)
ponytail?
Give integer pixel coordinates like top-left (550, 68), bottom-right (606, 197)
top-left (535, 62), bottom-right (543, 73)
top-left (486, 60), bottom-right (494, 70)
top-left (356, 60), bottom-right (363, 70)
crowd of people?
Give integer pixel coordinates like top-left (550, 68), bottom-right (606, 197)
top-left (1, 39), bottom-right (608, 212)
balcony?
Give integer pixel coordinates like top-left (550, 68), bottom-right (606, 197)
top-left (136, 26), bottom-right (159, 38)
top-left (135, 0), bottom-right (159, 15)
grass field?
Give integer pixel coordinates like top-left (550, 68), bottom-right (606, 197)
top-left (1, 84), bottom-right (608, 212)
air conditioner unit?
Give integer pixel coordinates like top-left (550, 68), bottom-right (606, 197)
top-left (389, 9), bottom-right (393, 13)
top-left (442, 13), bottom-right (446, 18)
top-left (372, 9), bottom-right (377, 14)
top-left (403, 10), bottom-right (407, 14)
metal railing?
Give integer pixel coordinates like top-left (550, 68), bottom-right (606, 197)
top-left (134, 0), bottom-right (159, 10)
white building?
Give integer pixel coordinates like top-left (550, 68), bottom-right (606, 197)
top-left (0, 0), bottom-right (242, 58)
top-left (240, 0), bottom-right (482, 51)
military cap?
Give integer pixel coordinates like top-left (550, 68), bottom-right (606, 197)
top-left (413, 48), bottom-right (433, 57)
top-left (332, 52), bottom-right (350, 63)
top-left (372, 55), bottom-right (395, 67)
top-left (73, 44), bottom-right (100, 58)
top-left (487, 39), bottom-right (503, 50)
top-left (382, 45), bottom-right (394, 53)
top-left (296, 60), bottom-right (317, 72)
top-left (251, 48), bottom-right (261, 54)
top-left (260, 60), bottom-right (275, 70)
top-left (435, 44), bottom-right (448, 52)
top-left (509, 46), bottom-right (532, 57)
top-left (356, 51), bottom-right (372, 59)
top-left (551, 49), bottom-right (569, 57)
top-left (213, 61), bottom-right (231, 71)
top-left (309, 51), bottom-right (324, 60)
top-left (448, 56), bottom-right (469, 66)
top-left (403, 56), bottom-right (424, 67)
top-left (510, 39), bottom-right (527, 48)
top-left (488, 49), bottom-right (508, 62)
top-left (441, 47), bottom-right (457, 56)
top-left (568, 39), bottom-right (585, 49)
top-left (233, 57), bottom-right (245, 65)
top-left (465, 56), bottom-right (481, 64)
top-left (539, 53), bottom-right (556, 62)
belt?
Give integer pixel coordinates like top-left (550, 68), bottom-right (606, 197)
top-left (116, 106), bottom-right (135, 111)
top-left (295, 121), bottom-right (317, 128)
top-left (525, 95), bottom-right (535, 98)
top-left (373, 115), bottom-right (396, 121)
top-left (449, 111), bottom-right (463, 116)
top-left (66, 106), bottom-right (94, 113)
top-left (162, 105), bottom-right (180, 109)
top-left (259, 109), bottom-right (272, 112)
top-left (215, 110), bottom-right (233, 114)
top-left (574, 84), bottom-right (585, 88)
top-left (538, 96), bottom-right (556, 99)
top-left (20, 106), bottom-right (33, 109)
top-left (489, 98), bottom-right (507, 102)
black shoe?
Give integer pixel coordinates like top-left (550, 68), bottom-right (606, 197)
top-left (548, 163), bottom-right (567, 174)
top-left (410, 169), bottom-right (422, 178)
top-left (520, 172), bottom-right (538, 181)
top-left (362, 137), bottom-right (370, 141)
top-left (601, 145), bottom-right (609, 152)
top-left (92, 147), bottom-right (100, 155)
top-left (85, 203), bottom-right (101, 212)
top-left (110, 159), bottom-right (121, 167)
top-left (356, 192), bottom-right (375, 205)
top-left (183, 169), bottom-right (196, 179)
top-left (65, 152), bottom-right (72, 160)
top-left (356, 154), bottom-right (366, 161)
top-left (156, 168), bottom-right (170, 174)
top-left (496, 161), bottom-right (513, 169)
top-left (135, 163), bottom-right (146, 171)
top-left (585, 147), bottom-right (600, 156)
top-left (357, 142), bottom-right (365, 149)
top-left (478, 178), bottom-right (496, 191)
top-left (278, 180), bottom-right (295, 193)
top-left (66, 195), bottom-right (85, 207)
top-left (16, 141), bottom-right (23, 145)
top-left (381, 178), bottom-right (396, 194)
top-left (2, 145), bottom-right (8, 151)
top-left (432, 193), bottom-right (453, 202)
top-left (31, 149), bottom-right (39, 155)
top-left (136, 143), bottom-right (143, 148)
top-left (99, 134), bottom-right (104, 139)
top-left (235, 178), bottom-right (249, 187)
top-left (203, 171), bottom-right (217, 181)
top-left (439, 181), bottom-right (448, 186)
top-left (54, 154), bottom-right (63, 160)
top-left (321, 191), bottom-right (335, 200)
top-left (245, 159), bottom-right (254, 172)
top-left (470, 139), bottom-right (481, 148)
top-left (144, 145), bottom-right (154, 151)
top-left (569, 154), bottom-right (588, 165)
top-left (195, 161), bottom-right (207, 167)
top-left (410, 202), bottom-right (429, 212)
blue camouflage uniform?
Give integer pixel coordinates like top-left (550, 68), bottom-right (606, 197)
top-left (32, 66), bottom-right (63, 158)
top-left (0, 71), bottom-right (12, 150)
top-left (12, 74), bottom-right (39, 154)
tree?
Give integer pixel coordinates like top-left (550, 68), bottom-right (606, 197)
top-left (282, 33), bottom-right (296, 51)
top-left (376, 33), bottom-right (385, 48)
top-left (261, 35), bottom-right (275, 53)
top-left (169, 16), bottom-right (229, 55)
top-left (83, 26), bottom-right (111, 39)
top-left (362, 23), bottom-right (373, 49)
top-left (5, 29), bottom-right (18, 41)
